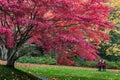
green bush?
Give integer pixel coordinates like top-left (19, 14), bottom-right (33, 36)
top-left (104, 61), bottom-right (120, 69)
top-left (17, 56), bottom-right (37, 63)
top-left (73, 56), bottom-right (120, 69)
top-left (17, 55), bottom-right (56, 65)
top-left (85, 60), bottom-right (120, 69)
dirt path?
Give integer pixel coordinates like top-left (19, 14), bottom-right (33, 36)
top-left (0, 60), bottom-right (120, 72)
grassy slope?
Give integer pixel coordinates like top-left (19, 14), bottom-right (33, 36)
top-left (18, 66), bottom-right (120, 80)
top-left (0, 65), bottom-right (41, 80)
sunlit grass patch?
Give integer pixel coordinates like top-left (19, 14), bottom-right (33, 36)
top-left (18, 65), bottom-right (120, 80)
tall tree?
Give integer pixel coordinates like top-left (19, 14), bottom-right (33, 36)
top-left (98, 0), bottom-right (120, 61)
top-left (0, 0), bottom-right (113, 67)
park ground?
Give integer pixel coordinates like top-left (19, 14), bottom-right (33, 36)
top-left (0, 60), bottom-right (120, 72)
top-left (1, 60), bottom-right (120, 80)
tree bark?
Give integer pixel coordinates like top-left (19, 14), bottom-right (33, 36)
top-left (6, 58), bottom-right (15, 68)
top-left (6, 48), bottom-right (17, 68)
top-left (0, 45), bottom-right (8, 60)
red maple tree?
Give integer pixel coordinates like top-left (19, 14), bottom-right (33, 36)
top-left (0, 0), bottom-right (113, 67)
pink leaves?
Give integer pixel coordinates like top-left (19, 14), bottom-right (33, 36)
top-left (0, 26), bottom-right (14, 48)
top-left (59, 34), bottom-right (79, 43)
top-left (90, 0), bottom-right (109, 3)
top-left (0, 0), bottom-right (113, 65)
top-left (57, 54), bottom-right (75, 65)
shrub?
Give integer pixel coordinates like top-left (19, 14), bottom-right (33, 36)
top-left (104, 61), bottom-right (120, 69)
top-left (17, 55), bottom-right (56, 65)
top-left (73, 57), bottom-right (120, 69)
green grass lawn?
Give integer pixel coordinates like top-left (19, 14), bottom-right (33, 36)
top-left (18, 66), bottom-right (120, 80)
top-left (0, 65), bottom-right (41, 80)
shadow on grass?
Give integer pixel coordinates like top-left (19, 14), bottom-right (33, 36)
top-left (0, 65), bottom-right (41, 80)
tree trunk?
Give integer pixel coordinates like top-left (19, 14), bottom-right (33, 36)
top-left (6, 58), bottom-right (15, 68)
top-left (0, 45), bottom-right (8, 60)
top-left (6, 48), bottom-right (16, 68)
